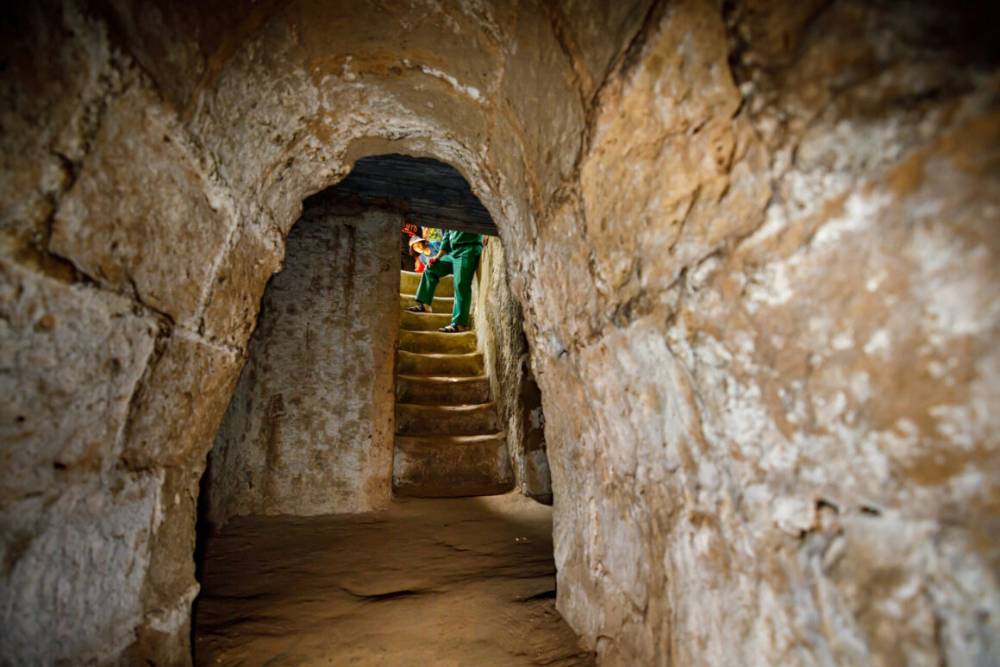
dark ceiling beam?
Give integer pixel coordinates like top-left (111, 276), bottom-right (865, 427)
top-left (327, 154), bottom-right (499, 236)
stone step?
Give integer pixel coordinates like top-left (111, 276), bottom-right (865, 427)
top-left (400, 310), bottom-right (455, 331)
top-left (401, 270), bottom-right (454, 297)
top-left (393, 432), bottom-right (514, 497)
top-left (395, 402), bottom-right (500, 436)
top-left (397, 350), bottom-right (483, 376)
top-left (399, 330), bottom-right (476, 354)
top-left (400, 292), bottom-right (455, 314)
top-left (396, 374), bottom-right (492, 405)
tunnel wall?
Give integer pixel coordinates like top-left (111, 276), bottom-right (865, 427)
top-left (206, 201), bottom-right (399, 526)
top-left (1, 1), bottom-right (997, 665)
top-left (524, 3), bottom-right (1000, 665)
top-left (1, 5), bottom-right (249, 662)
top-left (472, 240), bottom-right (551, 500)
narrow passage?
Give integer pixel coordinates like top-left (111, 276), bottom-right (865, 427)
top-left (395, 269), bottom-right (513, 496)
top-left (194, 494), bottom-right (593, 665)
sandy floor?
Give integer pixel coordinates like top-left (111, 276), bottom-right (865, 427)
top-left (194, 493), bottom-right (594, 666)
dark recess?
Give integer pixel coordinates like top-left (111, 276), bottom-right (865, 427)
top-left (325, 154), bottom-right (499, 236)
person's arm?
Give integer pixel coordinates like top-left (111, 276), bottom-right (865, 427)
top-left (430, 234), bottom-right (451, 264)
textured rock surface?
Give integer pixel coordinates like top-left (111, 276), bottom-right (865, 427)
top-left (394, 273), bottom-right (515, 498)
top-left (194, 494), bottom-right (593, 665)
top-left (1, 0), bottom-right (997, 664)
top-left (50, 85), bottom-right (233, 325)
top-left (208, 202), bottom-right (398, 524)
top-left (474, 240), bottom-right (552, 500)
top-left (529, 3), bottom-right (1000, 665)
top-left (0, 260), bottom-right (161, 661)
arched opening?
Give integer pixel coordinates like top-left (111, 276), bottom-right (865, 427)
top-left (193, 154), bottom-right (567, 663)
top-left (4, 2), bottom-right (998, 665)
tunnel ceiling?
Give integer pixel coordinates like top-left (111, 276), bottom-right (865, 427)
top-left (329, 154), bottom-right (498, 236)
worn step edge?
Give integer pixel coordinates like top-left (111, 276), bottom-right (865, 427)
top-left (397, 401), bottom-right (496, 410)
top-left (395, 401), bottom-right (499, 436)
top-left (397, 351), bottom-right (483, 361)
top-left (399, 330), bottom-right (476, 353)
top-left (401, 270), bottom-right (452, 283)
top-left (396, 373), bottom-right (489, 383)
top-left (399, 311), bottom-right (456, 331)
top-left (395, 374), bottom-right (491, 404)
top-left (396, 402), bottom-right (498, 419)
top-left (399, 330), bottom-right (474, 341)
top-left (397, 350), bottom-right (484, 376)
top-left (399, 293), bottom-right (454, 311)
top-left (395, 432), bottom-right (506, 446)
top-left (400, 270), bottom-right (454, 296)
top-left (400, 291), bottom-right (454, 302)
top-left (392, 431), bottom-right (514, 498)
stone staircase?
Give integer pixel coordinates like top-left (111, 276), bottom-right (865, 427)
top-left (393, 270), bottom-right (514, 497)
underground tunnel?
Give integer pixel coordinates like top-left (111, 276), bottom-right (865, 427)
top-left (2, 1), bottom-right (999, 665)
top-left (194, 154), bottom-right (567, 663)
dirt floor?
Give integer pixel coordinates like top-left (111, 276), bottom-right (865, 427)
top-left (193, 493), bottom-right (594, 666)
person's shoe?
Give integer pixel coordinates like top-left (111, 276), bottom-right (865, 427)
top-left (406, 303), bottom-right (430, 313)
top-left (439, 323), bottom-right (468, 333)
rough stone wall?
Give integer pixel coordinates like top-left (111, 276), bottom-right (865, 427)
top-left (208, 204), bottom-right (398, 525)
top-left (472, 239), bottom-right (551, 500)
top-left (519, 2), bottom-right (1000, 665)
top-left (2, 0), bottom-right (998, 664)
top-left (0, 2), bottom-right (546, 661)
top-left (0, 5), bottom-right (248, 663)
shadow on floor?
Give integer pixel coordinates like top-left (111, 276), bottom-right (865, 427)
top-left (193, 493), bottom-right (594, 666)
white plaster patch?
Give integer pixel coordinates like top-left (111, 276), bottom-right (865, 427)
top-left (778, 381), bottom-right (809, 425)
top-left (909, 226), bottom-right (999, 338)
top-left (690, 253), bottom-right (721, 288)
top-left (832, 330), bottom-right (854, 351)
top-left (745, 261), bottom-right (794, 311)
top-left (873, 418), bottom-right (921, 462)
top-left (697, 461), bottom-right (720, 492)
top-left (745, 199), bottom-right (792, 246)
top-left (812, 191), bottom-right (892, 247)
top-left (415, 63), bottom-right (483, 102)
top-left (927, 359), bottom-right (949, 379)
top-left (849, 371), bottom-right (872, 403)
top-left (772, 496), bottom-right (816, 536)
top-left (863, 328), bottom-right (891, 358)
top-left (929, 404), bottom-right (977, 450)
top-left (691, 333), bottom-right (787, 467)
top-left (814, 391), bottom-right (847, 423)
top-left (866, 268), bottom-right (888, 292)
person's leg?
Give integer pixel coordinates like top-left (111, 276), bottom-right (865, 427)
top-left (449, 251), bottom-right (480, 327)
top-left (414, 255), bottom-right (454, 308)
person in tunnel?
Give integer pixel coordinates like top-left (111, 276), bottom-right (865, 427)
top-left (408, 234), bottom-right (443, 273)
top-left (407, 228), bottom-right (484, 333)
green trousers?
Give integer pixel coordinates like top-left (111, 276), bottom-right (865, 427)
top-left (415, 246), bottom-right (481, 326)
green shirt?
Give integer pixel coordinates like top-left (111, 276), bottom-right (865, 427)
top-left (440, 230), bottom-right (483, 256)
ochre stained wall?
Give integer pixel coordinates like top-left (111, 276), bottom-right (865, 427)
top-left (1, 1), bottom-right (997, 664)
top-left (473, 239), bottom-right (552, 500)
top-left (207, 201), bottom-right (398, 525)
